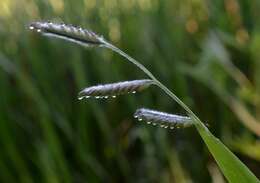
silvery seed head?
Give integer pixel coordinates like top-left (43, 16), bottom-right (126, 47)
top-left (134, 108), bottom-right (193, 129)
top-left (78, 79), bottom-right (154, 100)
top-left (29, 21), bottom-right (105, 47)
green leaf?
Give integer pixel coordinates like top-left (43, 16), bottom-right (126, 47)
top-left (196, 124), bottom-right (260, 183)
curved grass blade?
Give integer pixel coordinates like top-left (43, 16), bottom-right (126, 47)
top-left (195, 122), bottom-right (260, 183)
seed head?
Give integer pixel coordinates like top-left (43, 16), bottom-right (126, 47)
top-left (29, 21), bottom-right (105, 47)
top-left (78, 79), bottom-right (154, 100)
top-left (134, 108), bottom-right (193, 129)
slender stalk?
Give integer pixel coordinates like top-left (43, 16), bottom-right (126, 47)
top-left (103, 41), bottom-right (259, 183)
top-left (104, 42), bottom-right (207, 131)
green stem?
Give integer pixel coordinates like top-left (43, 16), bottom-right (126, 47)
top-left (104, 43), bottom-right (260, 182)
top-left (104, 43), bottom-right (207, 130)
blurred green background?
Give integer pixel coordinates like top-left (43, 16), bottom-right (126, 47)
top-left (0, 0), bottom-right (260, 182)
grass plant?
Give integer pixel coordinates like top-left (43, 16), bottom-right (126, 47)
top-left (29, 21), bottom-right (259, 183)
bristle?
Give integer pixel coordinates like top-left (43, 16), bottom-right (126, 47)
top-left (29, 21), bottom-right (105, 47)
top-left (78, 79), bottom-right (154, 100)
top-left (134, 108), bottom-right (193, 129)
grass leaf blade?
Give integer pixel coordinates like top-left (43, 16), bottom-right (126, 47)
top-left (196, 123), bottom-right (259, 183)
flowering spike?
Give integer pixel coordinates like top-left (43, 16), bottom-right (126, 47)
top-left (134, 108), bottom-right (193, 128)
top-left (29, 21), bottom-right (105, 47)
top-left (78, 79), bottom-right (154, 100)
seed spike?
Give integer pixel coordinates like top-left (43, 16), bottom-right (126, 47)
top-left (29, 21), bottom-right (105, 47)
top-left (134, 108), bottom-right (194, 129)
top-left (78, 79), bottom-right (154, 100)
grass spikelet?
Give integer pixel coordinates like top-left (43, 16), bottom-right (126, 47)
top-left (134, 108), bottom-right (193, 129)
top-left (29, 21), bottom-right (105, 47)
top-left (78, 79), bottom-right (154, 100)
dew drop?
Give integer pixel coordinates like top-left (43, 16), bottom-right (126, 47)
top-left (85, 96), bottom-right (90, 98)
top-left (78, 97), bottom-right (84, 100)
top-left (152, 123), bottom-right (156, 126)
top-left (37, 29), bottom-right (41, 33)
top-left (170, 126), bottom-right (174, 130)
top-left (138, 118), bottom-right (142, 121)
top-left (164, 126), bottom-right (168, 129)
top-left (160, 125), bottom-right (165, 128)
top-left (112, 95), bottom-right (116, 98)
top-left (95, 96), bottom-right (100, 99)
top-left (132, 91), bottom-right (136, 94)
top-left (134, 115), bottom-right (138, 118)
top-left (104, 96), bottom-right (109, 99)
top-left (147, 121), bottom-right (151, 124)
top-left (29, 26), bottom-right (34, 30)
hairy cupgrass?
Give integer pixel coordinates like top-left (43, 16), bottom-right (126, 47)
top-left (78, 79), bottom-right (154, 100)
top-left (29, 21), bottom-right (259, 182)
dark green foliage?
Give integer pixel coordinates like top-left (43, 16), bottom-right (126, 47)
top-left (0, 0), bottom-right (259, 182)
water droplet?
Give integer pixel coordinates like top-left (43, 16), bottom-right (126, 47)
top-left (147, 121), bottom-right (151, 124)
top-left (134, 115), bottom-right (138, 118)
top-left (152, 123), bottom-right (156, 126)
top-left (132, 91), bottom-right (136, 94)
top-left (112, 95), bottom-right (116, 98)
top-left (29, 26), bottom-right (34, 30)
top-left (138, 118), bottom-right (142, 121)
top-left (85, 96), bottom-right (90, 98)
top-left (95, 96), bottom-right (100, 99)
top-left (37, 29), bottom-right (41, 32)
top-left (78, 97), bottom-right (83, 100)
top-left (164, 126), bottom-right (168, 129)
top-left (104, 96), bottom-right (109, 99)
top-left (170, 126), bottom-right (174, 130)
top-left (160, 125), bottom-right (165, 128)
